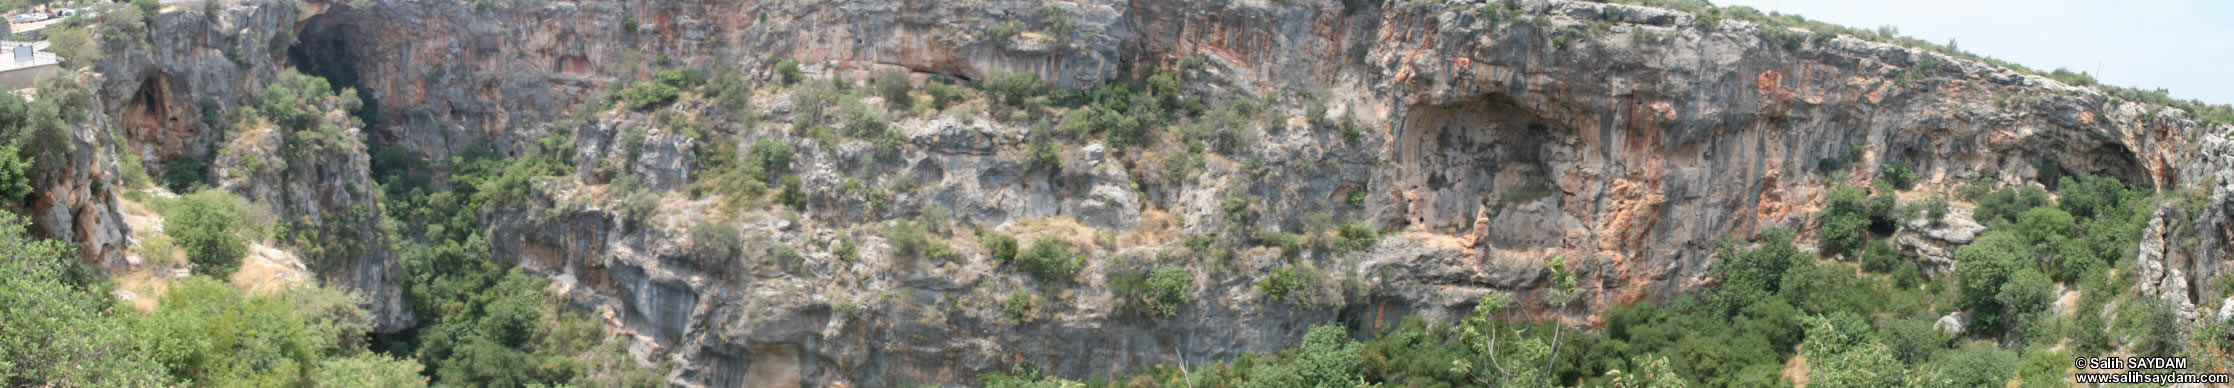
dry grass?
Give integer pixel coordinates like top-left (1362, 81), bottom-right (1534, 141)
top-left (227, 243), bottom-right (311, 296)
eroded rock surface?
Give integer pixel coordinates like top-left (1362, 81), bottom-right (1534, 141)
top-left (53, 0), bottom-right (2234, 386)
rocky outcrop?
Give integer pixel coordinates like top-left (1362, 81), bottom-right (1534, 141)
top-left (209, 105), bottom-right (411, 330)
top-left (76, 0), bottom-right (2234, 385)
top-left (1894, 208), bottom-right (1986, 274)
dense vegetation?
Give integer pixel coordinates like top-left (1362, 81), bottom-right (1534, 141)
top-left (983, 168), bottom-right (2223, 387)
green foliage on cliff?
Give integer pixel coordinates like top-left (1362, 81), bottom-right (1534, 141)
top-left (1110, 264), bottom-right (1192, 316)
top-left (0, 213), bottom-right (167, 386)
top-left (613, 81), bottom-right (680, 111)
top-left (1815, 185), bottom-right (1870, 257)
top-left (1014, 238), bottom-right (1080, 281)
top-left (169, 189), bottom-right (251, 278)
top-left (0, 145), bottom-right (30, 201)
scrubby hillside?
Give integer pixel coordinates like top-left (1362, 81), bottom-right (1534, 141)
top-left (4, 0), bottom-right (2232, 386)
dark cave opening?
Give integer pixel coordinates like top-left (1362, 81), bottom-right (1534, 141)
top-left (287, 11), bottom-right (383, 127)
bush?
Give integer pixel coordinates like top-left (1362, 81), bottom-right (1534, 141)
top-left (170, 189), bottom-right (250, 278)
top-left (1025, 136), bottom-right (1061, 171)
top-left (1112, 265), bottom-right (1193, 316)
top-left (982, 70), bottom-right (1046, 106)
top-left (1879, 161), bottom-right (1917, 190)
top-left (1935, 347), bottom-right (2018, 387)
top-left (883, 221), bottom-right (931, 258)
top-left (1335, 221), bottom-right (1379, 253)
top-left (747, 139), bottom-right (794, 180)
top-left (1816, 185), bottom-right (1870, 257)
top-left (0, 146), bottom-right (31, 201)
top-left (1952, 231), bottom-right (2027, 332)
top-left (774, 60), bottom-right (805, 86)
top-left (982, 233), bottom-right (1019, 264)
top-left (838, 98), bottom-right (888, 138)
top-left (654, 68), bottom-right (706, 89)
top-left (1256, 265), bottom-right (1317, 303)
top-left (1874, 318), bottom-right (1941, 364)
top-left (689, 220), bottom-right (741, 257)
top-left (1973, 185), bottom-right (2049, 226)
top-left (1253, 229), bottom-right (1303, 258)
top-left (1015, 238), bottom-right (1080, 281)
top-left (613, 81), bottom-right (680, 111)
top-left (0, 213), bottom-right (167, 386)
top-left (1858, 239), bottom-right (1900, 273)
top-left (1002, 292), bottom-right (1035, 322)
top-left (871, 68), bottom-right (912, 107)
top-left (924, 81), bottom-right (963, 109)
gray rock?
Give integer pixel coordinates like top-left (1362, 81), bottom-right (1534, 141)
top-left (1934, 312), bottom-right (1967, 335)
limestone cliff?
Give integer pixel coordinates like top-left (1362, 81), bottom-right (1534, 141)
top-left (68, 0), bottom-right (2234, 386)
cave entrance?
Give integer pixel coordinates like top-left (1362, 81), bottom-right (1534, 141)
top-left (1394, 94), bottom-right (1577, 248)
top-left (118, 73), bottom-right (188, 161)
top-left (287, 9), bottom-right (381, 126)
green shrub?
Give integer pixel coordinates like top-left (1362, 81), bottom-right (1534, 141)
top-left (1025, 136), bottom-right (1061, 171)
top-left (982, 70), bottom-right (1046, 106)
top-left (777, 175), bottom-right (806, 210)
top-left (621, 17), bottom-right (639, 34)
top-left (1256, 265), bottom-right (1317, 303)
top-left (747, 139), bottom-right (794, 180)
top-left (1858, 239), bottom-right (1900, 273)
top-left (1953, 231), bottom-right (2027, 332)
top-left (169, 190), bottom-right (250, 278)
top-left (1015, 238), bottom-right (1080, 281)
top-left (1253, 229), bottom-right (1302, 258)
top-left (924, 81), bottom-right (963, 109)
top-left (775, 59), bottom-right (804, 85)
top-left (1112, 265), bottom-right (1193, 316)
top-left (1879, 161), bottom-right (1917, 190)
top-left (0, 213), bottom-right (166, 386)
top-left (654, 68), bottom-right (706, 89)
top-left (1335, 222), bottom-right (1379, 253)
top-left (1002, 292), bottom-right (1034, 323)
top-left (982, 233), bottom-right (1019, 264)
top-left (838, 98), bottom-right (888, 138)
top-left (883, 221), bottom-right (931, 258)
top-left (689, 220), bottom-right (741, 257)
top-left (1710, 228), bottom-right (1804, 315)
top-left (833, 238), bottom-right (859, 262)
top-left (0, 146), bottom-right (30, 201)
top-left (1816, 185), bottom-right (1869, 257)
top-left (613, 81), bottom-right (680, 111)
top-left (1935, 347), bottom-right (2018, 387)
top-left (871, 68), bottom-right (912, 107)
top-left (1973, 185), bottom-right (2049, 226)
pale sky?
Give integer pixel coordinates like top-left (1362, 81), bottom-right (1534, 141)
top-left (1718, 0), bottom-right (2234, 106)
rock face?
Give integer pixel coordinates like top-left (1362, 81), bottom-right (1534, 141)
top-left (70, 0), bottom-right (2234, 386)
top-left (210, 106), bottom-right (412, 330)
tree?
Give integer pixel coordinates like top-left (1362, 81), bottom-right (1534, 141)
top-left (871, 68), bottom-right (912, 107)
top-left (1711, 228), bottom-right (1803, 315)
top-left (1800, 315), bottom-right (1907, 388)
top-left (1015, 238), bottom-right (1079, 281)
top-left (1952, 231), bottom-right (2027, 332)
top-left (0, 213), bottom-right (167, 386)
top-left (169, 189), bottom-right (251, 278)
top-left (1933, 347), bottom-right (2018, 387)
top-left (775, 59), bottom-right (804, 86)
top-left (1816, 185), bottom-right (1870, 256)
top-left (0, 145), bottom-right (30, 201)
top-left (312, 353), bottom-right (428, 387)
top-left (1858, 239), bottom-right (1900, 273)
top-left (132, 0), bottom-right (158, 17)
top-left (46, 25), bottom-right (101, 69)
top-left (1993, 268), bottom-right (2054, 339)
top-left (1244, 324), bottom-right (1364, 388)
